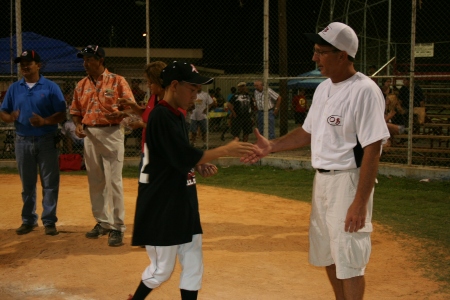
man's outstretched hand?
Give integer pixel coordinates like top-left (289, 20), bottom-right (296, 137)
top-left (240, 128), bottom-right (272, 164)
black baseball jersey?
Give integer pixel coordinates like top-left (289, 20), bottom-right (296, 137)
top-left (132, 100), bottom-right (204, 246)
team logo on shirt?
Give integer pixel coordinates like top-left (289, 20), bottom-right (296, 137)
top-left (327, 115), bottom-right (342, 126)
top-left (187, 168), bottom-right (196, 186)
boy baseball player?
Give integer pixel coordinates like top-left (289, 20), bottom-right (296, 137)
top-left (128, 61), bottom-right (255, 300)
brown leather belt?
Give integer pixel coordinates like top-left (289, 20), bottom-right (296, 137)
top-left (88, 124), bottom-right (120, 127)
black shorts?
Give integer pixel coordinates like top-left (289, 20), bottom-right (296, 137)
top-left (231, 117), bottom-right (253, 137)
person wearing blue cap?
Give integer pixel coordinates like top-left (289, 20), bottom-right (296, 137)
top-left (0, 49), bottom-right (66, 236)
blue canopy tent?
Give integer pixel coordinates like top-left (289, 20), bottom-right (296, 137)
top-left (287, 69), bottom-right (326, 89)
top-left (0, 32), bottom-right (85, 74)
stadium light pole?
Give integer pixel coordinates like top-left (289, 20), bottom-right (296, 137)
top-left (278, 0), bottom-right (288, 136)
top-left (136, 0), bottom-right (150, 63)
top-left (10, 0), bottom-right (13, 77)
top-left (407, 0), bottom-right (417, 166)
top-left (145, 0), bottom-right (149, 63)
top-left (15, 0), bottom-right (22, 79)
top-left (262, 0), bottom-right (269, 140)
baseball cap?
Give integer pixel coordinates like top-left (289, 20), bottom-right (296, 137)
top-left (77, 45), bottom-right (106, 59)
top-left (304, 22), bottom-right (358, 59)
top-left (237, 82), bottom-right (246, 87)
top-left (161, 61), bottom-right (214, 88)
top-left (14, 49), bottom-right (41, 63)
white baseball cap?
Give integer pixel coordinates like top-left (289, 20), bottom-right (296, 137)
top-left (304, 22), bottom-right (358, 59)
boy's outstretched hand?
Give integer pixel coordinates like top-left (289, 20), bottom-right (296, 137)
top-left (240, 128), bottom-right (272, 164)
top-left (223, 137), bottom-right (257, 157)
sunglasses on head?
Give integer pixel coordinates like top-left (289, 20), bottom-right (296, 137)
top-left (81, 45), bottom-right (99, 55)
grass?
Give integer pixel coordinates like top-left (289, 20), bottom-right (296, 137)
top-left (1, 164), bottom-right (449, 290)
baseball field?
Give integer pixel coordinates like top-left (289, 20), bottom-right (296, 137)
top-left (0, 171), bottom-right (448, 299)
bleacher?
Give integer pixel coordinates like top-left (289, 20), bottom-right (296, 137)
top-left (381, 89), bottom-right (450, 167)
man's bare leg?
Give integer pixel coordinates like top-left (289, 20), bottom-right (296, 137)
top-left (342, 275), bottom-right (365, 300)
top-left (326, 264), bottom-right (365, 300)
top-left (326, 264), bottom-right (344, 300)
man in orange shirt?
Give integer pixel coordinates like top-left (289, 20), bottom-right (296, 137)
top-left (70, 45), bottom-right (135, 247)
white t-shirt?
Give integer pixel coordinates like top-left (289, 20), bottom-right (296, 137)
top-left (191, 91), bottom-right (213, 121)
top-left (303, 72), bottom-right (390, 170)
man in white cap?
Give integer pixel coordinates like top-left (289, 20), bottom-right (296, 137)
top-left (242, 22), bottom-right (390, 299)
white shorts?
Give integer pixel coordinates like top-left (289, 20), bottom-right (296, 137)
top-left (141, 234), bottom-right (203, 290)
top-left (308, 169), bottom-right (373, 279)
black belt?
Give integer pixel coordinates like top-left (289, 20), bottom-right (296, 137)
top-left (259, 108), bottom-right (274, 112)
top-left (317, 169), bottom-right (341, 173)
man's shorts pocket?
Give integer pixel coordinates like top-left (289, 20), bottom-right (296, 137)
top-left (339, 231), bottom-right (371, 269)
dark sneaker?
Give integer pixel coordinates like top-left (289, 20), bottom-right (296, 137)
top-left (108, 230), bottom-right (124, 247)
top-left (85, 223), bottom-right (110, 239)
top-left (44, 225), bottom-right (59, 236)
top-left (16, 223), bottom-right (38, 235)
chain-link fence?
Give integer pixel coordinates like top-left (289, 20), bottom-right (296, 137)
top-left (1, 0), bottom-right (449, 168)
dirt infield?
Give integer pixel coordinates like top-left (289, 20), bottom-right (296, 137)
top-left (0, 174), bottom-right (447, 300)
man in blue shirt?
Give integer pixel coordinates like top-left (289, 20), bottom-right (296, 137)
top-left (0, 49), bottom-right (66, 236)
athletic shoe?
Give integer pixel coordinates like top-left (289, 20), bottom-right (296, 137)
top-left (16, 223), bottom-right (38, 235)
top-left (44, 225), bottom-right (59, 236)
top-left (108, 230), bottom-right (124, 247)
top-left (85, 223), bottom-right (110, 239)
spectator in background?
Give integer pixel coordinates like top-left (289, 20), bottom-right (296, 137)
top-left (0, 90), bottom-right (7, 106)
top-left (367, 65), bottom-right (378, 84)
top-left (398, 77), bottom-right (425, 109)
top-left (220, 87), bottom-right (237, 141)
top-left (0, 49), bottom-right (66, 236)
top-left (208, 89), bottom-right (217, 108)
top-left (380, 78), bottom-right (393, 99)
top-left (385, 94), bottom-right (406, 137)
top-left (253, 80), bottom-right (281, 140)
top-left (131, 79), bottom-right (147, 106)
top-left (292, 88), bottom-right (308, 125)
top-left (70, 45), bottom-right (135, 247)
top-left (367, 65), bottom-right (377, 76)
top-left (117, 61), bottom-right (167, 174)
top-left (228, 82), bottom-right (254, 142)
top-left (128, 79), bottom-right (147, 150)
top-left (190, 86), bottom-right (215, 149)
top-left (398, 77), bottom-right (425, 133)
top-left (208, 88), bottom-right (222, 131)
top-left (227, 86), bottom-right (236, 102)
top-left (215, 87), bottom-right (225, 108)
top-left (61, 118), bottom-right (84, 153)
top-left (61, 82), bottom-right (84, 153)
